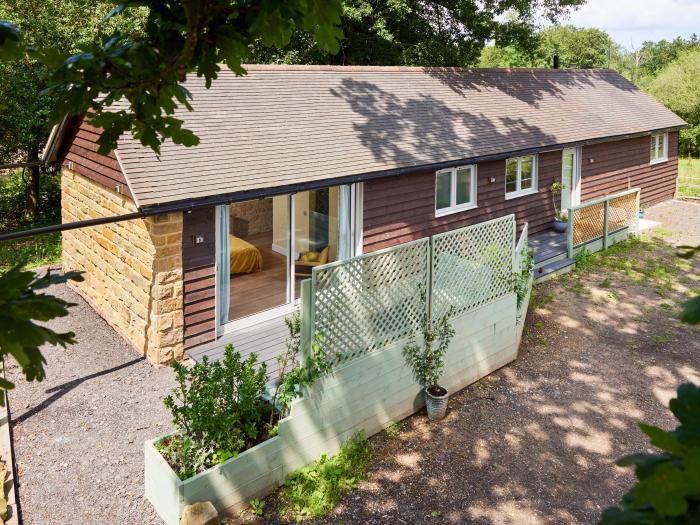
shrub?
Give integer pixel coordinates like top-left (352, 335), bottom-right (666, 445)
top-left (270, 313), bottom-right (333, 426)
top-left (600, 383), bottom-right (700, 523)
top-left (278, 432), bottom-right (370, 521)
top-left (403, 285), bottom-right (455, 393)
top-left (159, 345), bottom-right (271, 479)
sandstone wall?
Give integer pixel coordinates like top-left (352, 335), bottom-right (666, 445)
top-left (61, 169), bottom-right (184, 364)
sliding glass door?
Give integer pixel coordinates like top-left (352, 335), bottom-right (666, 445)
top-left (216, 184), bottom-right (360, 331)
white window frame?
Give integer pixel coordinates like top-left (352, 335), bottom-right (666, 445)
top-left (650, 132), bottom-right (668, 164)
top-left (505, 154), bottom-right (539, 200)
top-left (434, 164), bottom-right (478, 217)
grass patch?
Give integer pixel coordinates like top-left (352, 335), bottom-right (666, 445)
top-left (651, 334), bottom-right (673, 345)
top-left (384, 421), bottom-right (401, 439)
top-left (0, 232), bottom-right (61, 271)
top-left (678, 158), bottom-right (700, 198)
top-left (600, 277), bottom-right (612, 289)
top-left (277, 432), bottom-right (370, 522)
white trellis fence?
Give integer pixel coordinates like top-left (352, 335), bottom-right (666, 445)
top-left (302, 215), bottom-right (518, 366)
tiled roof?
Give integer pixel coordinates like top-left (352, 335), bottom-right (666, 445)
top-left (114, 65), bottom-right (686, 208)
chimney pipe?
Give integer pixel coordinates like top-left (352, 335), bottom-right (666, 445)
top-left (553, 51), bottom-right (560, 69)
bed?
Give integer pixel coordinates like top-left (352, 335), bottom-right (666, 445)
top-left (230, 235), bottom-right (263, 274)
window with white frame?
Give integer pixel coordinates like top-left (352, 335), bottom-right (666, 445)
top-left (435, 165), bottom-right (477, 216)
top-left (505, 154), bottom-right (538, 198)
top-left (650, 132), bottom-right (668, 164)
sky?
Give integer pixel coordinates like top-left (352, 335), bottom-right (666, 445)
top-left (562, 0), bottom-right (700, 48)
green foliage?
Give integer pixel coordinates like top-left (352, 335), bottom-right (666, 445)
top-left (574, 248), bottom-right (595, 272)
top-left (677, 244), bottom-right (700, 324)
top-left (252, 1), bottom-right (585, 68)
top-left (1, 1), bottom-right (343, 156)
top-left (160, 345), bottom-right (271, 479)
top-left (649, 49), bottom-right (700, 157)
top-left (278, 432), bottom-right (370, 522)
top-left (550, 181), bottom-right (568, 221)
top-left (600, 383), bottom-right (700, 524)
top-left (249, 498), bottom-right (265, 516)
top-left (513, 247), bottom-right (534, 310)
top-left (270, 313), bottom-right (334, 425)
top-left (403, 285), bottom-right (455, 390)
top-left (0, 170), bottom-right (61, 229)
top-left (0, 264), bottom-right (83, 402)
top-left (384, 421), bottom-right (401, 438)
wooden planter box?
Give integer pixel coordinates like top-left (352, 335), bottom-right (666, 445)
top-left (145, 432), bottom-right (287, 525)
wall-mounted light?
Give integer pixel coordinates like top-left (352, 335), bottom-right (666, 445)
top-left (193, 234), bottom-right (205, 245)
top-left (490, 177), bottom-right (496, 183)
top-left (114, 183), bottom-right (123, 194)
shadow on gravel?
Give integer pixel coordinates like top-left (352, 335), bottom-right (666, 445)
top-left (13, 357), bottom-right (142, 425)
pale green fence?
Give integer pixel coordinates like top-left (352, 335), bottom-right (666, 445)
top-left (566, 188), bottom-right (640, 258)
top-left (432, 215), bottom-right (516, 319)
top-left (305, 215), bottom-right (517, 366)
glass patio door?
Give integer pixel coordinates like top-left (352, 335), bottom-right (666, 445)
top-left (216, 185), bottom-right (356, 332)
top-left (561, 147), bottom-right (581, 213)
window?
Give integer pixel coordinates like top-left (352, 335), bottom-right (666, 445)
top-left (650, 132), bottom-right (668, 164)
top-left (435, 165), bottom-right (477, 216)
top-left (505, 155), bottom-right (538, 199)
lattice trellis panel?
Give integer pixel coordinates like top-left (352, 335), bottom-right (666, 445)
top-left (608, 192), bottom-right (638, 233)
top-left (312, 238), bottom-right (429, 365)
top-left (432, 215), bottom-right (516, 320)
top-left (572, 202), bottom-right (605, 246)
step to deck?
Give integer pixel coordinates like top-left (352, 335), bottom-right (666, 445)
top-left (533, 251), bottom-right (568, 270)
top-left (534, 256), bottom-right (575, 281)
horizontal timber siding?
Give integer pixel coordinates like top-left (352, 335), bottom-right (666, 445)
top-left (59, 115), bottom-right (131, 199)
top-left (580, 132), bottom-right (679, 207)
top-left (183, 207), bottom-right (217, 349)
top-left (363, 150), bottom-right (560, 251)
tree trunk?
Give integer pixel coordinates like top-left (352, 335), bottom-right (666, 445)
top-left (26, 142), bottom-right (40, 221)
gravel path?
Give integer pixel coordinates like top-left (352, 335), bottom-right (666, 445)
top-left (7, 279), bottom-right (177, 525)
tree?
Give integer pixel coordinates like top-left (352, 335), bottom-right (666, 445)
top-left (1, 0), bottom-right (344, 156)
top-left (0, 1), bottom-right (146, 220)
top-left (251, 1), bottom-right (585, 68)
top-left (649, 49), bottom-right (700, 157)
top-left (536, 25), bottom-right (618, 69)
top-left (0, 264), bottom-right (83, 403)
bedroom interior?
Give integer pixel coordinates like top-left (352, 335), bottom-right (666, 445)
top-left (226, 188), bottom-right (341, 322)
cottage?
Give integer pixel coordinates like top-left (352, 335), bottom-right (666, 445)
top-left (43, 65), bottom-right (685, 367)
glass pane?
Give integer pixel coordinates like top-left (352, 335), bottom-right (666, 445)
top-left (228, 197), bottom-right (288, 321)
top-left (294, 188), bottom-right (339, 298)
top-left (651, 135), bottom-right (658, 160)
top-left (436, 171), bottom-right (452, 209)
top-left (561, 152), bottom-right (573, 211)
top-left (506, 159), bottom-right (518, 193)
top-left (455, 167), bottom-right (472, 205)
top-left (520, 156), bottom-right (534, 190)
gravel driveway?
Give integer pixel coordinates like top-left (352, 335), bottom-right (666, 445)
top-left (7, 280), bottom-right (177, 525)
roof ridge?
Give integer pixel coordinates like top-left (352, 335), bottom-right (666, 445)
top-left (241, 64), bottom-right (614, 74)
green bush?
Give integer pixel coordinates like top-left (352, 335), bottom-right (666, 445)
top-left (600, 383), bottom-right (700, 523)
top-left (0, 169), bottom-right (61, 229)
top-left (158, 345), bottom-right (271, 479)
top-left (278, 432), bottom-right (370, 521)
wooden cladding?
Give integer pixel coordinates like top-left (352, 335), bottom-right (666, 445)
top-left (59, 115), bottom-right (131, 199)
top-left (182, 207), bottom-right (217, 349)
top-left (363, 134), bottom-right (679, 253)
top-left (580, 132), bottom-right (679, 207)
top-left (362, 151), bottom-right (560, 252)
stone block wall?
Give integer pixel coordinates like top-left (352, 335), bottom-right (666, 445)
top-left (61, 169), bottom-right (185, 365)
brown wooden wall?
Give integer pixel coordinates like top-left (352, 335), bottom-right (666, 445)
top-left (363, 150), bottom-right (561, 252)
top-left (580, 132), bottom-right (679, 207)
top-left (363, 134), bottom-right (679, 252)
top-left (182, 207), bottom-right (217, 349)
top-left (59, 115), bottom-right (132, 199)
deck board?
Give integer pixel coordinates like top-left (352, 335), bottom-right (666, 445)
top-left (187, 313), bottom-right (292, 379)
top-left (528, 229), bottom-right (568, 263)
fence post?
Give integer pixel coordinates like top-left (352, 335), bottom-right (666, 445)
top-left (635, 189), bottom-right (641, 233)
top-left (300, 278), bottom-right (314, 358)
top-left (603, 199), bottom-right (610, 250)
top-left (426, 236), bottom-right (434, 327)
top-left (567, 208), bottom-right (574, 259)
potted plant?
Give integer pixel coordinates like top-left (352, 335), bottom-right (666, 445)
top-left (550, 182), bottom-right (568, 233)
top-left (403, 287), bottom-right (456, 421)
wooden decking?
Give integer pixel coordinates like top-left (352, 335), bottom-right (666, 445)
top-left (528, 229), bottom-right (567, 265)
top-left (187, 313), bottom-right (291, 379)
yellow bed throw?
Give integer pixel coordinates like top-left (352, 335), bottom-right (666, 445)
top-left (230, 235), bottom-right (263, 274)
